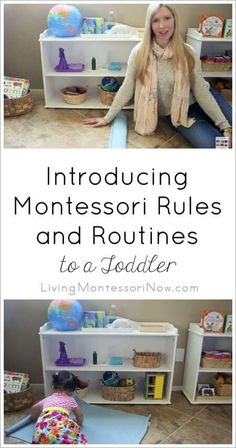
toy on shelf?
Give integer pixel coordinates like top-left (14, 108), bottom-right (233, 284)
top-left (55, 341), bottom-right (86, 367)
top-left (48, 299), bottom-right (84, 331)
top-left (102, 371), bottom-right (120, 386)
top-left (200, 309), bottom-right (225, 333)
top-left (199, 15), bottom-right (225, 37)
top-left (224, 314), bottom-right (232, 334)
top-left (110, 356), bottom-right (123, 365)
top-left (48, 4), bottom-right (82, 37)
top-left (144, 373), bottom-right (165, 400)
top-left (223, 19), bottom-right (232, 38)
top-left (108, 62), bottom-right (121, 71)
top-left (83, 311), bottom-right (105, 328)
top-left (55, 48), bottom-right (85, 72)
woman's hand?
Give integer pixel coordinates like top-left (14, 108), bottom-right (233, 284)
top-left (82, 117), bottom-right (107, 127)
top-left (223, 128), bottom-right (232, 148)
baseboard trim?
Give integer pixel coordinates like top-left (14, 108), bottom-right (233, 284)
top-left (31, 89), bottom-right (44, 95)
top-left (172, 385), bottom-right (183, 391)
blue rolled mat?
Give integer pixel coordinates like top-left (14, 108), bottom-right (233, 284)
top-left (108, 111), bottom-right (127, 149)
top-left (5, 415), bottom-right (33, 435)
top-left (5, 398), bottom-right (150, 444)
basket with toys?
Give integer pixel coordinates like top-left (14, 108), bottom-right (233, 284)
top-left (214, 373), bottom-right (232, 396)
top-left (101, 371), bottom-right (135, 401)
top-left (4, 370), bottom-right (33, 412)
top-left (74, 378), bottom-right (89, 400)
top-left (133, 349), bottom-right (162, 368)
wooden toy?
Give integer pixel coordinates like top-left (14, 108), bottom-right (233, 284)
top-left (144, 373), bottom-right (165, 399)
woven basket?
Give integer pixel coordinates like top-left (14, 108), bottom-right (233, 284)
top-left (61, 88), bottom-right (87, 105)
top-left (4, 386), bottom-right (33, 412)
top-left (214, 382), bottom-right (232, 396)
top-left (99, 88), bottom-right (133, 106)
top-left (133, 350), bottom-right (161, 368)
top-left (100, 89), bottom-right (117, 106)
top-left (101, 383), bottom-right (135, 401)
top-left (75, 386), bottom-right (89, 399)
top-left (4, 92), bottom-right (33, 117)
top-left (202, 61), bottom-right (232, 72)
top-left (201, 357), bottom-right (232, 368)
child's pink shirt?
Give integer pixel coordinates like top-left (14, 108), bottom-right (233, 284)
top-left (38, 392), bottom-right (78, 410)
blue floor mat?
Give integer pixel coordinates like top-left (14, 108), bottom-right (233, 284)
top-left (5, 398), bottom-right (150, 444)
top-left (108, 112), bottom-right (127, 149)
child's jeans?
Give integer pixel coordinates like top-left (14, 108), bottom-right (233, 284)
top-left (167, 88), bottom-right (232, 148)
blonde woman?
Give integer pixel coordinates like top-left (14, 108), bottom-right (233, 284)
top-left (83, 3), bottom-right (232, 148)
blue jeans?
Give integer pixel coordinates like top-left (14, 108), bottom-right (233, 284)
top-left (167, 88), bottom-right (232, 148)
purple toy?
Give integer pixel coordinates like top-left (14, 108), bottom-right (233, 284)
top-left (55, 48), bottom-right (85, 72)
top-left (55, 341), bottom-right (86, 367)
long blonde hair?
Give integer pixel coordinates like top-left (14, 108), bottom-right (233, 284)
top-left (135, 2), bottom-right (194, 83)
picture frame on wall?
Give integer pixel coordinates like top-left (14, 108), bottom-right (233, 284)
top-left (224, 314), bottom-right (232, 334)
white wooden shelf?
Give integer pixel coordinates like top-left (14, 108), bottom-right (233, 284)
top-left (182, 323), bottom-right (232, 405)
top-left (39, 29), bottom-right (140, 108)
top-left (39, 321), bottom-right (178, 336)
top-left (45, 65), bottom-right (127, 77)
top-left (186, 28), bottom-right (232, 42)
top-left (45, 362), bottom-right (173, 372)
top-left (203, 71), bottom-right (232, 78)
top-left (44, 90), bottom-right (134, 110)
top-left (76, 384), bottom-right (171, 405)
top-left (39, 29), bottom-right (141, 42)
top-left (186, 28), bottom-right (232, 79)
top-left (199, 367), bottom-right (232, 373)
top-left (39, 321), bottom-right (178, 405)
top-left (195, 395), bottom-right (232, 404)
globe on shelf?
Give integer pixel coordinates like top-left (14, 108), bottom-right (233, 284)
top-left (47, 4), bottom-right (83, 37)
top-left (48, 300), bottom-right (84, 331)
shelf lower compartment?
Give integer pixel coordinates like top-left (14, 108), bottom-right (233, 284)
top-left (44, 86), bottom-right (134, 109)
top-left (79, 384), bottom-right (171, 405)
top-left (182, 389), bottom-right (232, 405)
top-left (203, 71), bottom-right (232, 78)
top-left (195, 394), bottom-right (232, 404)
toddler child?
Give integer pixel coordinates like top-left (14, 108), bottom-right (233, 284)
top-left (31, 370), bottom-right (88, 444)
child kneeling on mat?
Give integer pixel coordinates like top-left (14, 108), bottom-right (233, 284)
top-left (31, 371), bottom-right (87, 444)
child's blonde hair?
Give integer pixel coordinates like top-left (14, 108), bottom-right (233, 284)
top-left (135, 2), bottom-right (194, 83)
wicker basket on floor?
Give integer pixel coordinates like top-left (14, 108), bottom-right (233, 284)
top-left (4, 386), bottom-right (33, 412)
top-left (101, 382), bottom-right (135, 401)
top-left (4, 92), bottom-right (33, 117)
top-left (133, 350), bottom-right (161, 368)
